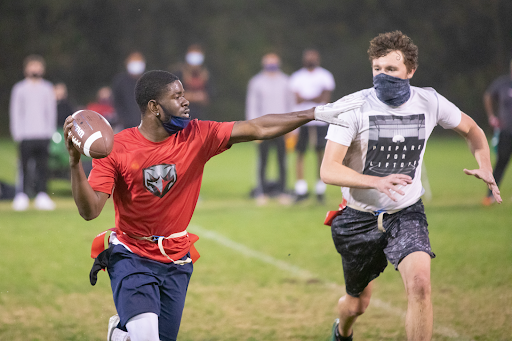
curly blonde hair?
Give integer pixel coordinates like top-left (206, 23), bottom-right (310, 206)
top-left (368, 31), bottom-right (418, 73)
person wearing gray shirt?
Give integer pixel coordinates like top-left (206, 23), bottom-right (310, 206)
top-left (10, 55), bottom-right (57, 211)
top-left (482, 59), bottom-right (512, 205)
top-left (245, 53), bottom-right (295, 205)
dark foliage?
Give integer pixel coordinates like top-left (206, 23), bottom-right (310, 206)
top-left (1, 0), bottom-right (511, 136)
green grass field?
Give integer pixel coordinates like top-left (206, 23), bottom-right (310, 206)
top-left (0, 136), bottom-right (511, 341)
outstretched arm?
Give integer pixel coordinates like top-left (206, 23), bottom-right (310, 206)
top-left (229, 94), bottom-right (366, 145)
top-left (229, 109), bottom-right (315, 144)
top-left (320, 140), bottom-right (412, 202)
top-left (64, 116), bottom-right (110, 220)
top-left (453, 112), bottom-right (502, 203)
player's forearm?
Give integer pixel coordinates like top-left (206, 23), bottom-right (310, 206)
top-left (70, 160), bottom-right (102, 220)
top-left (320, 161), bottom-right (376, 189)
top-left (465, 124), bottom-right (493, 172)
top-left (232, 109), bottom-right (314, 144)
top-left (260, 109), bottom-right (314, 138)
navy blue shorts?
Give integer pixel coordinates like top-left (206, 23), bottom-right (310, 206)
top-left (107, 244), bottom-right (193, 341)
top-left (331, 200), bottom-right (435, 297)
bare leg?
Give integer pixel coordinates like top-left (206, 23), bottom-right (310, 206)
top-left (296, 152), bottom-right (305, 180)
top-left (337, 281), bottom-right (373, 337)
top-left (398, 251), bottom-right (433, 341)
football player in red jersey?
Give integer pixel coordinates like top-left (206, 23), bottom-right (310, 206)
top-left (64, 70), bottom-right (352, 341)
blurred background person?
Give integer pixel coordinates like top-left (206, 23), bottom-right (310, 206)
top-left (49, 81), bottom-right (76, 179)
top-left (245, 53), bottom-right (295, 205)
top-left (112, 51), bottom-right (146, 129)
top-left (9, 54), bottom-right (56, 211)
top-left (87, 86), bottom-right (118, 131)
top-left (173, 44), bottom-right (211, 120)
top-left (289, 49), bottom-right (335, 203)
top-left (54, 82), bottom-right (74, 127)
top-left (482, 58), bottom-right (512, 206)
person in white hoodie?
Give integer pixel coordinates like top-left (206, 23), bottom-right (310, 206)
top-left (10, 54), bottom-right (57, 211)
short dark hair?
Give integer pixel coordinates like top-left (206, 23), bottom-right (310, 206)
top-left (368, 31), bottom-right (418, 73)
top-left (135, 70), bottom-right (179, 113)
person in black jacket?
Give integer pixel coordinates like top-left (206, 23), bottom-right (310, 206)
top-left (112, 51), bottom-right (147, 129)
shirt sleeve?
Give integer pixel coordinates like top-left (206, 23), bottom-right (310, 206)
top-left (435, 91), bottom-right (462, 129)
top-left (286, 85), bottom-right (295, 112)
top-left (245, 77), bottom-right (259, 121)
top-left (323, 70), bottom-right (336, 92)
top-left (9, 83), bottom-right (23, 142)
top-left (88, 155), bottom-right (117, 195)
top-left (288, 73), bottom-right (299, 94)
top-left (45, 83), bottom-right (57, 133)
top-left (199, 121), bottom-right (235, 161)
top-left (325, 109), bottom-right (358, 146)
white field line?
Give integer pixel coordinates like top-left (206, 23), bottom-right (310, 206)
top-left (190, 225), bottom-right (473, 341)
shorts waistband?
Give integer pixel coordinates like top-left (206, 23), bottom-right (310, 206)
top-left (346, 204), bottom-right (403, 232)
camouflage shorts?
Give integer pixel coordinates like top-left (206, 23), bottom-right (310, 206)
top-left (331, 199), bottom-right (435, 297)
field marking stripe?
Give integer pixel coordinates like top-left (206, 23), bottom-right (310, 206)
top-left (189, 225), bottom-right (473, 341)
top-left (190, 225), bottom-right (315, 279)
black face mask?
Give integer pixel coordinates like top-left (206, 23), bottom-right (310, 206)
top-left (373, 73), bottom-right (411, 107)
top-left (29, 73), bottom-right (43, 79)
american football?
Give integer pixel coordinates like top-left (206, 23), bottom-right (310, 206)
top-left (69, 110), bottom-right (114, 159)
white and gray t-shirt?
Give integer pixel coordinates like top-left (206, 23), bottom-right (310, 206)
top-left (326, 86), bottom-right (462, 211)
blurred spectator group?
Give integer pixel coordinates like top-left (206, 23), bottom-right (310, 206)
top-left (6, 46), bottom-right (213, 210)
top-left (245, 49), bottom-right (335, 206)
top-left (7, 47), bottom-right (509, 210)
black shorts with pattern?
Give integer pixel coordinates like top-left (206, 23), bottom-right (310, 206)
top-left (331, 199), bottom-right (435, 297)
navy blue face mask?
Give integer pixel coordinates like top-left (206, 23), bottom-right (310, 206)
top-left (373, 73), bottom-right (411, 107)
top-left (263, 64), bottom-right (280, 72)
top-left (159, 104), bottom-right (190, 135)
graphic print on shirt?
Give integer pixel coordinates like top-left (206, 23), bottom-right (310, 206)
top-left (143, 164), bottom-right (177, 198)
top-left (364, 114), bottom-right (425, 178)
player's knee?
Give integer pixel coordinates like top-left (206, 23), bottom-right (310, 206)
top-left (405, 274), bottom-right (431, 300)
top-left (339, 295), bottom-right (370, 317)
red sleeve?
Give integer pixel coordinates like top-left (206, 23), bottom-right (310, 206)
top-left (197, 120), bottom-right (235, 161)
top-left (88, 154), bottom-right (117, 195)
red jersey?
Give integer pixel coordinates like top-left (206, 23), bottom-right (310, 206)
top-left (88, 119), bottom-right (235, 262)
top-left (86, 102), bottom-right (116, 120)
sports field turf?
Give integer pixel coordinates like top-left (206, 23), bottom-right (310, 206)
top-left (0, 136), bottom-right (510, 340)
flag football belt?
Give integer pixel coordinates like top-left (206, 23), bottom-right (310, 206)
top-left (91, 229), bottom-right (200, 265)
top-left (346, 204), bottom-right (403, 232)
top-left (124, 230), bottom-right (193, 265)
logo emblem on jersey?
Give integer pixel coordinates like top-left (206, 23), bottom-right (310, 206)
top-left (364, 114), bottom-right (425, 178)
top-left (143, 164), bottom-right (177, 198)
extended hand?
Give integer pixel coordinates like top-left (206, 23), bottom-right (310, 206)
top-left (63, 116), bottom-right (82, 166)
top-left (314, 93), bottom-right (366, 127)
top-left (463, 168), bottom-right (502, 203)
top-left (372, 174), bottom-right (413, 202)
